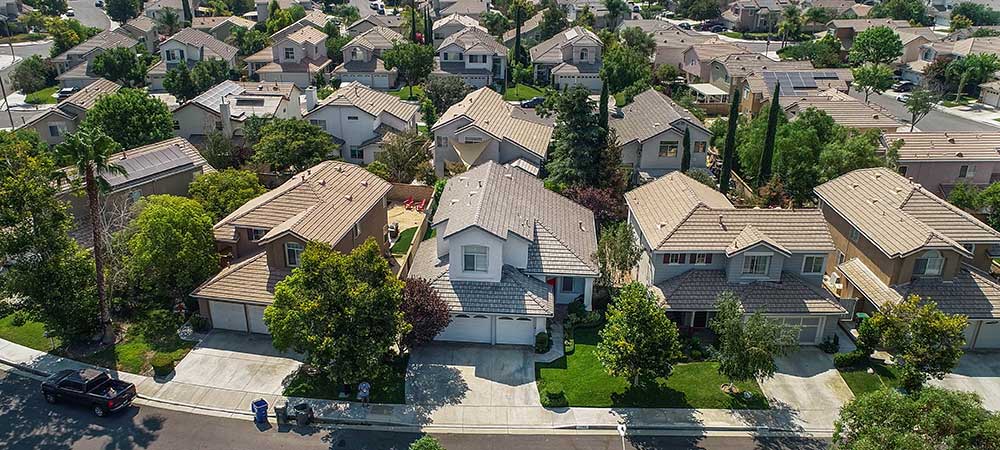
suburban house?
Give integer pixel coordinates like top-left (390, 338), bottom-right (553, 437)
top-left (625, 171), bottom-right (847, 345)
top-left (902, 37), bottom-right (1000, 85)
top-left (739, 69), bottom-right (853, 115)
top-left (144, 0), bottom-right (198, 21)
top-left (148, 28), bottom-right (239, 92)
top-left (502, 12), bottom-right (542, 47)
top-left (120, 16), bottom-right (159, 53)
top-left (648, 27), bottom-right (713, 70)
top-left (827, 19), bottom-right (911, 53)
top-left (559, 0), bottom-right (621, 30)
top-left (409, 161), bottom-right (599, 345)
top-left (433, 26), bottom-right (508, 88)
top-left (172, 80), bottom-right (302, 143)
top-left (529, 26), bottom-right (603, 91)
top-left (269, 10), bottom-right (331, 42)
top-left (781, 90), bottom-right (903, 132)
top-left (980, 80), bottom-right (1000, 107)
top-left (333, 26), bottom-right (404, 89)
top-left (432, 0), bottom-right (490, 19)
top-left (51, 30), bottom-right (140, 89)
top-left (720, 0), bottom-right (791, 33)
top-left (191, 161), bottom-right (392, 334)
top-left (817, 168), bottom-right (1000, 349)
top-left (433, 13), bottom-right (486, 41)
top-left (302, 81), bottom-right (420, 164)
top-left (706, 53), bottom-right (812, 95)
top-left (20, 79), bottom-right (121, 146)
top-left (431, 87), bottom-right (554, 176)
top-left (58, 137), bottom-right (215, 246)
top-left (192, 15), bottom-right (257, 42)
top-left (681, 40), bottom-right (749, 83)
top-left (255, 0), bottom-right (312, 23)
top-left (880, 131), bottom-right (1000, 196)
top-left (801, 0), bottom-right (870, 29)
top-left (611, 88), bottom-right (712, 181)
top-left (245, 26), bottom-right (331, 88)
top-left (346, 14), bottom-right (405, 36)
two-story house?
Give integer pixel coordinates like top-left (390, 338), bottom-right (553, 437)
top-left (529, 26), bottom-right (603, 91)
top-left (120, 16), bottom-right (159, 53)
top-left (432, 13), bottom-right (485, 41)
top-left (333, 26), bottom-right (404, 89)
top-left (681, 40), bottom-right (748, 83)
top-left (431, 87), bottom-right (554, 177)
top-left (782, 90), bottom-right (903, 132)
top-left (817, 168), bottom-right (1000, 349)
top-left (827, 19), bottom-right (911, 54)
top-left (303, 81), bottom-right (420, 164)
top-left (192, 15), bottom-right (257, 42)
top-left (611, 88), bottom-right (712, 181)
top-left (902, 37), bottom-right (1000, 85)
top-left (706, 53), bottom-right (812, 95)
top-left (739, 69), bottom-right (853, 115)
top-left (171, 80), bottom-right (302, 142)
top-left (191, 161), bottom-right (393, 334)
top-left (433, 27), bottom-right (508, 88)
top-left (720, 0), bottom-right (790, 33)
top-left (409, 161), bottom-right (598, 345)
top-left (21, 79), bottom-right (120, 146)
top-left (346, 14), bottom-right (405, 36)
top-left (247, 26), bottom-right (331, 88)
top-left (148, 28), bottom-right (239, 92)
top-left (51, 30), bottom-right (141, 89)
top-left (880, 132), bottom-right (1000, 197)
top-left (626, 171), bottom-right (846, 344)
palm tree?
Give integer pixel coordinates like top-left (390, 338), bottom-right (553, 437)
top-left (803, 6), bottom-right (832, 28)
top-left (602, 0), bottom-right (629, 31)
top-left (156, 7), bottom-right (184, 36)
top-left (778, 6), bottom-right (802, 48)
top-left (948, 53), bottom-right (1000, 102)
top-left (55, 127), bottom-right (125, 344)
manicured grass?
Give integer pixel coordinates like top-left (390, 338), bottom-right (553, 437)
top-left (838, 362), bottom-right (902, 397)
top-left (388, 85), bottom-right (425, 101)
top-left (0, 33), bottom-right (47, 44)
top-left (503, 84), bottom-right (544, 102)
top-left (24, 86), bottom-right (58, 104)
top-left (422, 227), bottom-right (436, 241)
top-left (283, 353), bottom-right (409, 404)
top-left (0, 314), bottom-right (61, 351)
top-left (390, 226), bottom-right (417, 255)
top-left (940, 95), bottom-right (977, 108)
top-left (78, 327), bottom-right (194, 375)
top-left (535, 327), bottom-right (768, 409)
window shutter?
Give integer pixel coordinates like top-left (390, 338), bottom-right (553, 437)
top-left (662, 254), bottom-right (669, 264)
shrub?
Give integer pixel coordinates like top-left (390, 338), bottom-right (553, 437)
top-left (189, 314), bottom-right (211, 333)
top-left (564, 336), bottom-right (575, 355)
top-left (151, 353), bottom-right (175, 377)
top-left (409, 436), bottom-right (445, 450)
top-left (819, 334), bottom-right (840, 354)
top-left (833, 350), bottom-right (869, 369)
top-left (856, 318), bottom-right (880, 356)
top-left (565, 299), bottom-right (602, 329)
top-left (9, 309), bottom-right (30, 327)
top-left (535, 331), bottom-right (552, 353)
top-left (541, 382), bottom-right (568, 407)
top-left (134, 309), bottom-right (183, 345)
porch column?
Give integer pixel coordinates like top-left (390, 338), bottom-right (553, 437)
top-left (584, 277), bottom-right (594, 311)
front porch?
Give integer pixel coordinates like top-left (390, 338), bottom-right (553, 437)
top-left (538, 275), bottom-right (594, 310)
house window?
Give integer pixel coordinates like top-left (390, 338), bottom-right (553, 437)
top-left (658, 141), bottom-right (679, 158)
top-left (742, 254), bottom-right (770, 276)
top-left (694, 142), bottom-right (707, 153)
top-left (561, 277), bottom-right (575, 292)
top-left (435, 136), bottom-right (448, 146)
top-left (349, 146), bottom-right (363, 159)
top-left (351, 48), bottom-right (362, 60)
top-left (692, 311), bottom-right (711, 328)
top-left (48, 124), bottom-right (62, 137)
top-left (464, 136), bottom-right (482, 144)
top-left (283, 47), bottom-right (295, 60)
top-left (580, 48), bottom-right (589, 61)
top-left (462, 245), bottom-right (488, 272)
top-left (347, 116), bottom-right (359, 121)
top-left (469, 54), bottom-right (485, 63)
top-left (959, 165), bottom-right (976, 179)
top-left (309, 119), bottom-right (326, 129)
top-left (964, 243), bottom-right (975, 254)
top-left (247, 228), bottom-right (266, 241)
top-left (128, 190), bottom-right (141, 203)
top-left (898, 165), bottom-right (908, 176)
top-left (837, 251), bottom-right (845, 264)
top-left (802, 255), bottom-right (825, 274)
top-left (663, 253), bottom-right (687, 264)
top-left (689, 253), bottom-right (713, 264)
top-left (913, 250), bottom-right (944, 277)
top-left (172, 120), bottom-right (180, 130)
top-left (849, 228), bottom-right (860, 242)
top-left (285, 242), bottom-right (304, 267)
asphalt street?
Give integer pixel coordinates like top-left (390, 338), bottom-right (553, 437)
top-left (0, 368), bottom-right (831, 450)
top-left (4, 0), bottom-right (112, 60)
top-left (851, 90), bottom-right (1000, 132)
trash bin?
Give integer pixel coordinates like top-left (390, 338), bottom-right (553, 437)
top-left (293, 403), bottom-right (313, 426)
top-left (274, 403), bottom-right (288, 424)
top-left (251, 398), bottom-right (269, 424)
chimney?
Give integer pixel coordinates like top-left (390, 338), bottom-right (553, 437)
top-left (218, 101), bottom-right (233, 138)
top-left (304, 86), bottom-right (317, 111)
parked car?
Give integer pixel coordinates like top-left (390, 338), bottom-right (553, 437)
top-left (678, 22), bottom-right (691, 30)
top-left (892, 81), bottom-right (915, 92)
top-left (520, 96), bottom-right (545, 108)
top-left (369, 1), bottom-right (379, 10)
top-left (42, 368), bottom-right (137, 417)
top-left (65, 8), bottom-right (74, 16)
top-left (698, 21), bottom-right (724, 31)
top-left (56, 87), bottom-right (78, 100)
top-left (632, 4), bottom-right (640, 12)
top-left (897, 93), bottom-right (911, 103)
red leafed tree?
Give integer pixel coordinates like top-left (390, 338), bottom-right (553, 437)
top-left (401, 278), bottom-right (451, 350)
top-left (563, 186), bottom-right (627, 224)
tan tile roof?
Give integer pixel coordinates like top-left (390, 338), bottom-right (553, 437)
top-left (883, 131), bottom-right (1000, 162)
top-left (348, 26), bottom-right (403, 51)
top-left (503, 12), bottom-right (542, 42)
top-left (529, 26), bottom-right (602, 64)
top-left (432, 161), bottom-right (598, 276)
top-left (624, 171), bottom-right (733, 248)
top-left (305, 81), bottom-right (419, 124)
top-left (284, 26), bottom-right (327, 45)
top-left (163, 28), bottom-right (239, 61)
top-left (610, 88), bottom-right (705, 146)
top-left (929, 36), bottom-right (1000, 57)
top-left (434, 13), bottom-right (484, 31)
top-left (686, 39), bottom-right (746, 63)
top-left (347, 14), bottom-right (403, 31)
top-left (63, 78), bottom-right (120, 110)
top-left (213, 161), bottom-right (392, 245)
top-left (718, 53), bottom-right (813, 79)
top-left (653, 270), bottom-right (846, 314)
top-left (191, 252), bottom-right (290, 304)
top-left (436, 26), bottom-right (507, 55)
top-left (815, 168), bottom-right (1000, 257)
top-left (781, 95), bottom-right (902, 130)
top-left (828, 18), bottom-right (910, 31)
top-left (726, 224), bottom-right (790, 256)
top-left (433, 87), bottom-right (553, 158)
top-left (838, 258), bottom-right (901, 309)
top-left (124, 15), bottom-right (157, 33)
top-left (52, 30), bottom-right (138, 62)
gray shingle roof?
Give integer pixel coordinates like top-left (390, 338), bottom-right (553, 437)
top-left (163, 28), bottom-right (239, 61)
top-left (653, 270), bottom-right (846, 314)
top-left (610, 88), bottom-right (705, 145)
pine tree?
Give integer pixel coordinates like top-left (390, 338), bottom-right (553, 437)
top-left (719, 91), bottom-right (741, 194)
top-left (758, 81), bottom-right (780, 186)
top-left (599, 80), bottom-right (609, 132)
top-left (681, 127), bottom-right (691, 172)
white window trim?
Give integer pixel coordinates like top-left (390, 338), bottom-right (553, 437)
top-left (741, 253), bottom-right (771, 277)
top-left (462, 245), bottom-right (488, 273)
top-left (285, 242), bottom-right (304, 267)
top-left (801, 255), bottom-right (825, 274)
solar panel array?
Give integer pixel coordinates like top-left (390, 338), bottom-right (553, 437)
top-left (105, 145), bottom-right (193, 188)
top-left (192, 80), bottom-right (244, 111)
top-left (762, 71), bottom-right (841, 95)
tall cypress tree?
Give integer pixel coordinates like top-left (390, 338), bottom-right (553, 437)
top-left (181, 0), bottom-right (193, 23)
top-left (410, 3), bottom-right (418, 43)
top-left (599, 80), bottom-right (609, 132)
top-left (513, 3), bottom-right (525, 65)
top-left (758, 81), bottom-right (780, 186)
top-left (719, 90), bottom-right (741, 194)
top-left (681, 127), bottom-right (691, 173)
top-left (424, 10), bottom-right (433, 47)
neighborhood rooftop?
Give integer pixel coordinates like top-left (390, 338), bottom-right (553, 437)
top-left (611, 89), bottom-right (706, 146)
top-left (305, 81), bottom-right (419, 122)
top-left (433, 87), bottom-right (553, 158)
top-left (882, 131), bottom-right (1000, 161)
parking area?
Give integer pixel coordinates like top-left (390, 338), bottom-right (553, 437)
top-left (930, 352), bottom-right (1000, 411)
top-left (758, 347), bottom-right (855, 412)
top-left (406, 343), bottom-right (539, 407)
top-left (170, 331), bottom-right (303, 395)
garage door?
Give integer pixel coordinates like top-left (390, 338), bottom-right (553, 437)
top-left (246, 305), bottom-right (270, 335)
top-left (436, 314), bottom-right (491, 343)
top-left (773, 316), bottom-right (824, 345)
top-left (210, 301), bottom-right (248, 332)
top-left (496, 317), bottom-right (536, 345)
top-left (974, 320), bottom-right (1000, 349)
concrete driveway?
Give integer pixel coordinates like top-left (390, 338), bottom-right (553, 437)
top-left (758, 347), bottom-right (855, 413)
top-left (930, 352), bottom-right (1000, 411)
top-left (406, 343), bottom-right (539, 408)
top-left (170, 331), bottom-right (303, 395)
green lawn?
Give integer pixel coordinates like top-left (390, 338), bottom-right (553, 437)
top-left (0, 33), bottom-right (47, 44)
top-left (536, 327), bottom-right (768, 409)
top-left (940, 95), bottom-right (977, 108)
top-left (283, 354), bottom-right (408, 404)
top-left (0, 314), bottom-right (61, 351)
top-left (391, 226), bottom-right (417, 255)
top-left (388, 85), bottom-right (425, 101)
top-left (614, 93), bottom-right (627, 107)
top-left (78, 328), bottom-right (194, 375)
top-left (422, 227), bottom-right (436, 241)
top-left (503, 84), bottom-right (544, 102)
top-left (838, 362), bottom-right (902, 397)
top-left (25, 86), bottom-right (58, 104)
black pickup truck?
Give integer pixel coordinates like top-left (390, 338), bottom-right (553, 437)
top-left (41, 368), bottom-right (137, 417)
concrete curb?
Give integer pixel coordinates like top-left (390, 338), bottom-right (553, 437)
top-left (1, 39), bottom-right (52, 47)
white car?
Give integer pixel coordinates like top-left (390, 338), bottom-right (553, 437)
top-left (65, 8), bottom-right (75, 16)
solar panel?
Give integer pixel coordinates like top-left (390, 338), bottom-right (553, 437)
top-left (105, 145), bottom-right (193, 188)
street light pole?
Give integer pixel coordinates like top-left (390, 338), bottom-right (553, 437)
top-left (0, 15), bottom-right (16, 127)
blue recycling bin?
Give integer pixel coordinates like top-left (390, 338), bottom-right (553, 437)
top-left (251, 398), bottom-right (268, 423)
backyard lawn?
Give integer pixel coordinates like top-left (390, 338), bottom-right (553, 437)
top-left (503, 84), bottom-right (544, 102)
top-left (388, 85), bottom-right (425, 101)
top-left (536, 327), bottom-right (769, 409)
top-left (283, 354), bottom-right (409, 404)
top-left (838, 361), bottom-right (901, 397)
top-left (25, 86), bottom-right (58, 104)
top-left (0, 314), bottom-right (61, 351)
top-left (391, 226), bottom-right (417, 255)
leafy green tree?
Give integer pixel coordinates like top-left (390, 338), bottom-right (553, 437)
top-left (192, 58), bottom-right (235, 92)
top-left (758, 82), bottom-right (780, 186)
top-left (710, 291), bottom-right (799, 391)
top-left (11, 55), bottom-right (55, 94)
top-left (383, 42), bottom-right (434, 100)
top-left (264, 239), bottom-right (408, 384)
top-left (681, 127), bottom-right (691, 172)
top-left (834, 387), bottom-right (1000, 449)
top-left (107, 0), bottom-right (139, 23)
top-left (92, 47), bottom-right (154, 88)
top-left (777, 5), bottom-right (802, 45)
top-left (37, 0), bottom-right (67, 16)
top-left (592, 222), bottom-right (641, 288)
top-left (328, 4), bottom-right (361, 24)
top-left (870, 0), bottom-right (931, 25)
top-left (948, 182), bottom-right (981, 211)
top-left (948, 53), bottom-right (1000, 101)
top-left (600, 44), bottom-right (651, 100)
top-left (849, 26), bottom-right (903, 66)
top-left (228, 25), bottom-right (270, 57)
top-left (972, 27), bottom-right (1000, 37)
top-left (777, 33), bottom-right (843, 68)
top-left (47, 18), bottom-right (100, 57)
top-left (563, 185), bottom-right (626, 223)
top-left (480, 11), bottom-right (511, 37)
top-left (574, 4), bottom-right (596, 27)
top-left (538, 6), bottom-right (568, 41)
top-left (326, 34), bottom-right (351, 63)
top-left (852, 63), bottom-right (894, 103)
top-left (817, 129), bottom-right (884, 183)
top-left (252, 118), bottom-right (338, 175)
top-left (188, 169), bottom-right (266, 221)
top-left (423, 76), bottom-right (472, 114)
top-left (803, 6), bottom-right (834, 27)
top-left (950, 14), bottom-right (974, 31)
top-left (596, 282), bottom-right (681, 385)
top-left (55, 127), bottom-right (125, 344)
top-left (719, 90), bottom-right (740, 194)
top-left (409, 436), bottom-right (446, 450)
top-left (540, 85), bottom-right (608, 188)
top-left (124, 195), bottom-right (217, 303)
top-left (905, 88), bottom-right (937, 131)
top-left (374, 129), bottom-right (430, 183)
top-left (266, 7), bottom-right (295, 34)
top-left (676, 0), bottom-right (719, 21)
top-left (156, 7), bottom-right (185, 35)
top-left (419, 96), bottom-right (437, 129)
top-left (603, 0), bottom-right (628, 30)
top-left (868, 295), bottom-right (968, 391)
top-left (82, 89), bottom-right (170, 150)
top-left (951, 2), bottom-right (1000, 26)
top-left (619, 26), bottom-right (655, 58)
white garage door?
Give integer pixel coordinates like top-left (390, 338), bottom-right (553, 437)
top-left (210, 301), bottom-right (248, 332)
top-left (773, 316), bottom-right (824, 345)
top-left (496, 317), bottom-right (536, 345)
top-left (436, 314), bottom-right (491, 343)
top-left (963, 322), bottom-right (979, 349)
top-left (246, 305), bottom-right (270, 335)
top-left (974, 320), bottom-right (1000, 349)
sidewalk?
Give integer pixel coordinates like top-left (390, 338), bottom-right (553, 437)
top-left (0, 337), bottom-right (837, 435)
top-left (933, 101), bottom-right (1000, 129)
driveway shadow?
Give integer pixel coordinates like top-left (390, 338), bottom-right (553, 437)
top-left (404, 362), bottom-right (468, 424)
